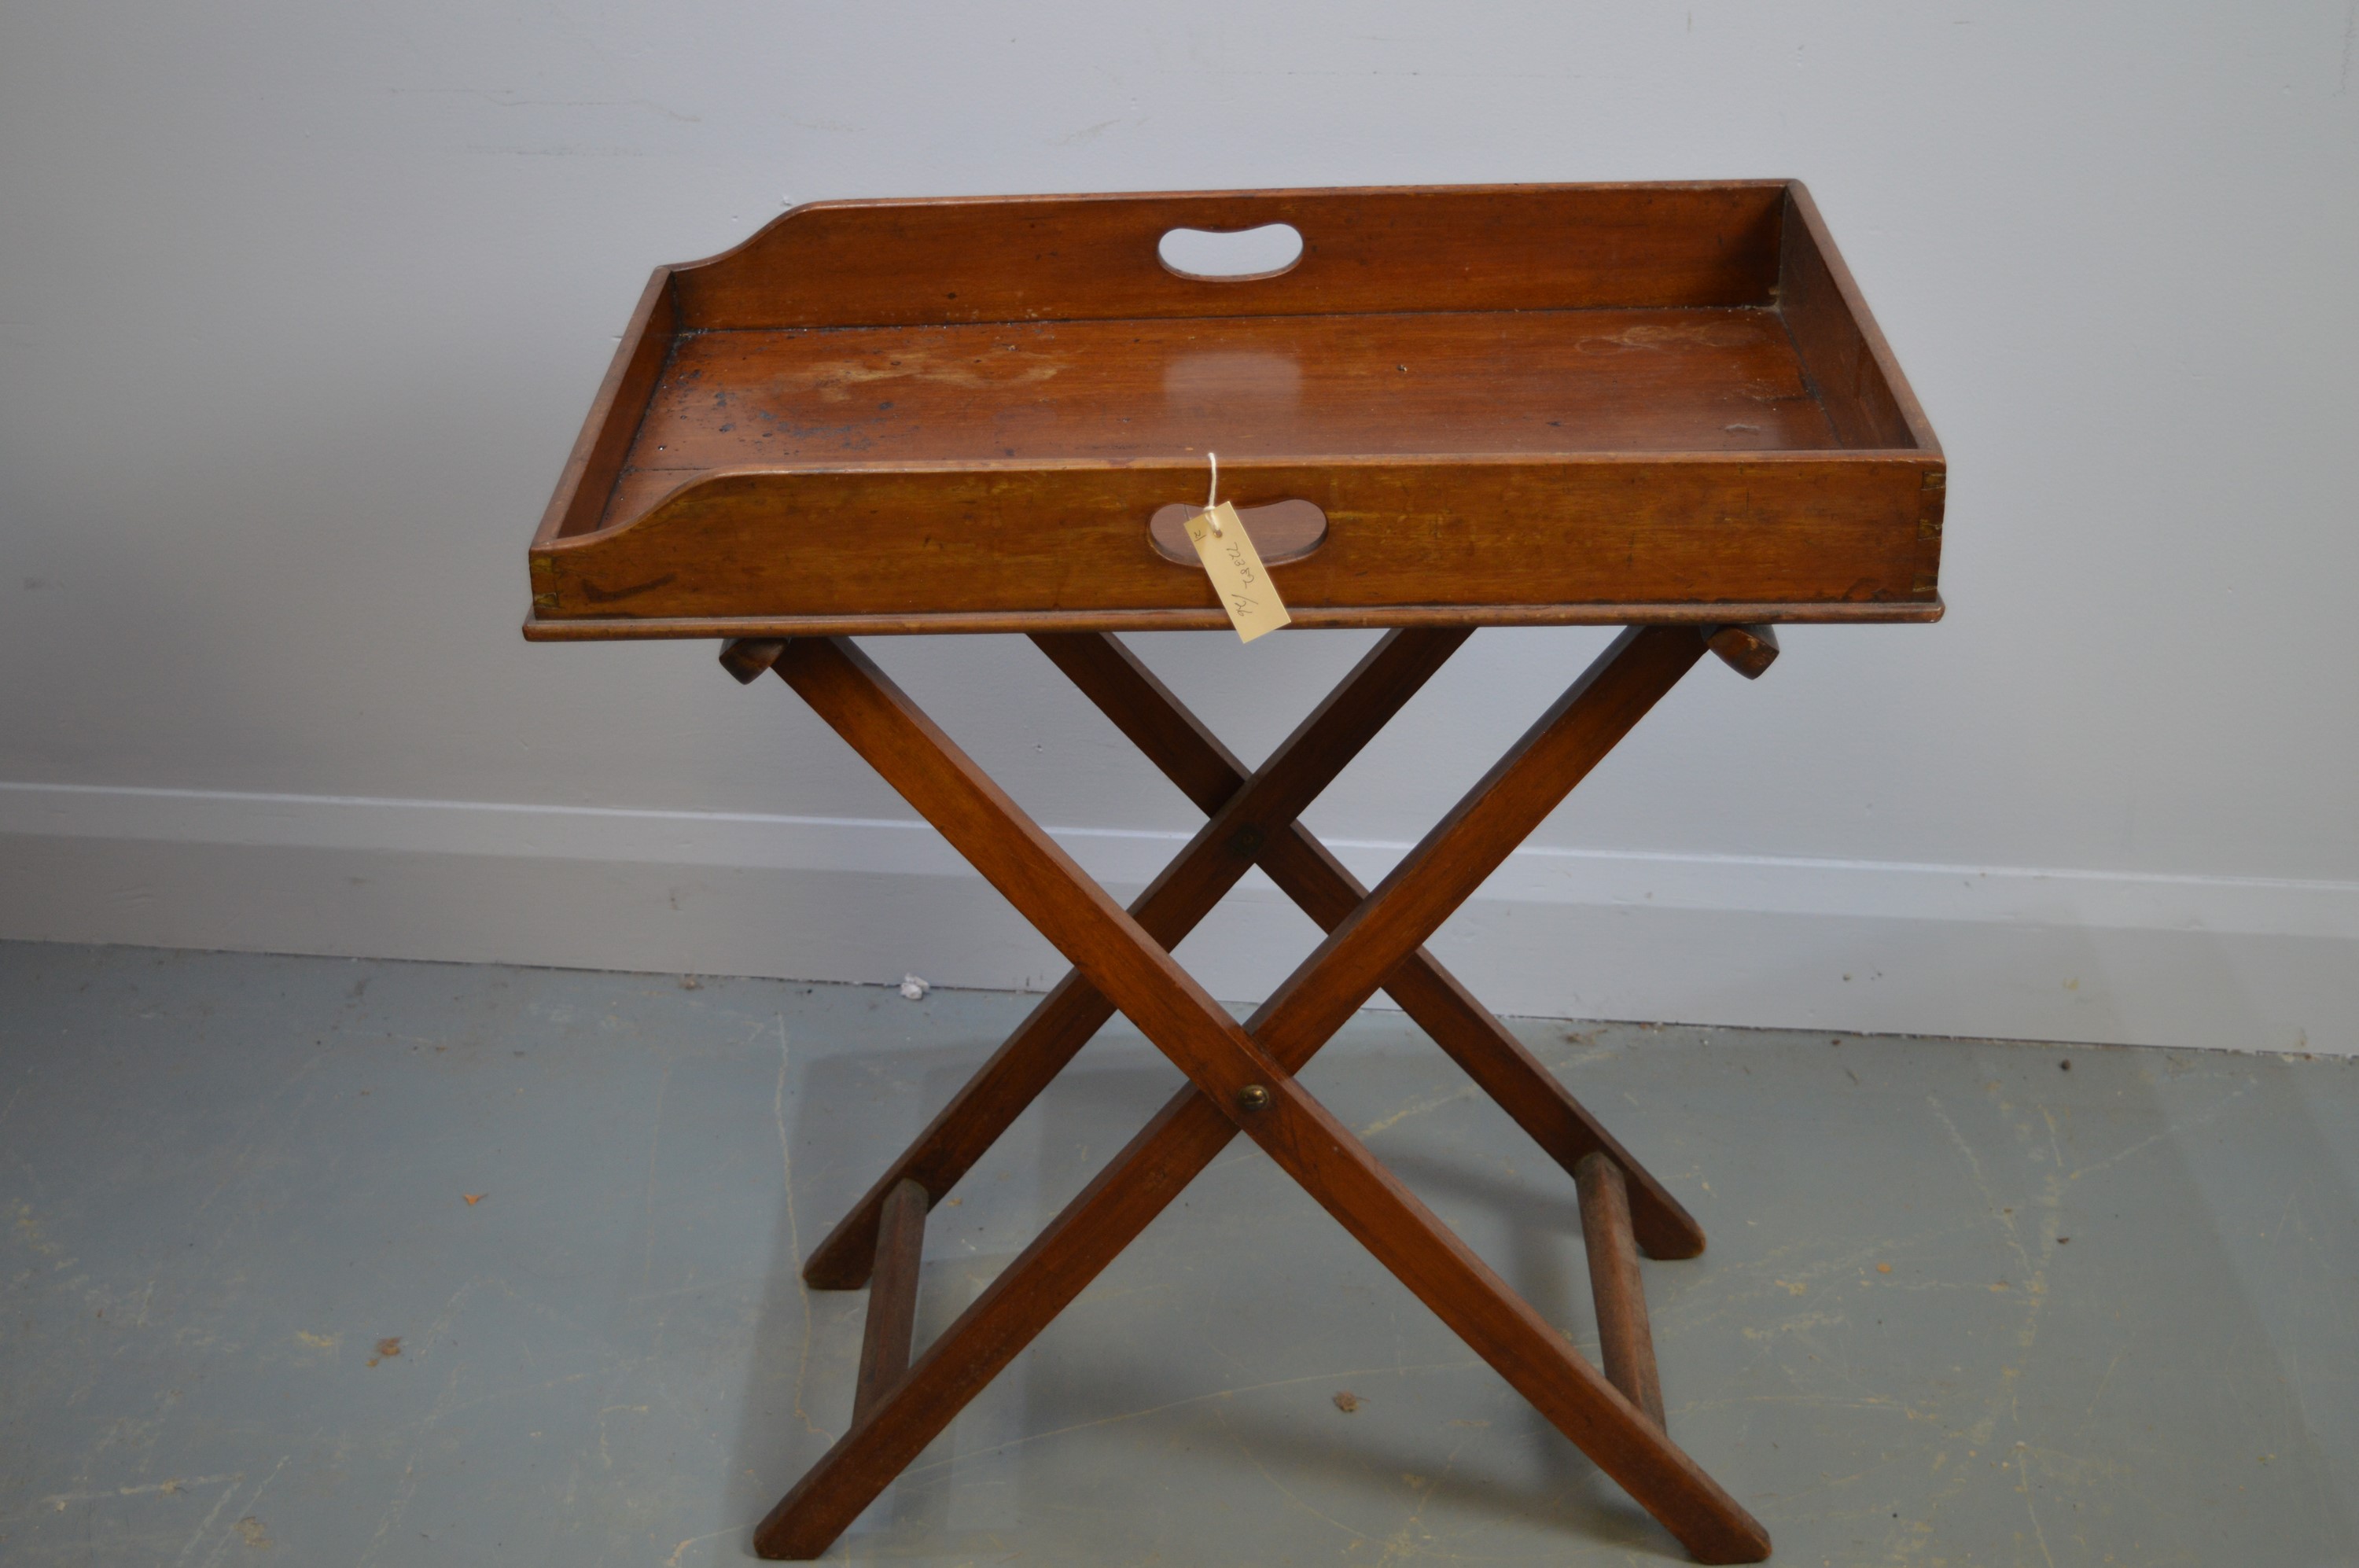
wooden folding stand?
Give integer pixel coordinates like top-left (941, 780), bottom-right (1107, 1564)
top-left (526, 182), bottom-right (1945, 1562)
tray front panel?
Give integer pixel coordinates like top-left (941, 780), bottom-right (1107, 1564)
top-left (535, 458), bottom-right (1939, 627)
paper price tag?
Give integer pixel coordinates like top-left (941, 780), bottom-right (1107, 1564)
top-left (1183, 502), bottom-right (1291, 643)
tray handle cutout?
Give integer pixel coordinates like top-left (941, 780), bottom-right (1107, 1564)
top-left (1157, 223), bottom-right (1305, 282)
top-left (1149, 499), bottom-right (1328, 565)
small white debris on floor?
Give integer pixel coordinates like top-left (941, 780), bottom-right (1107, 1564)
top-left (899, 974), bottom-right (930, 1000)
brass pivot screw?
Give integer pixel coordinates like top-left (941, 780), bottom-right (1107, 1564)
top-left (1236, 1084), bottom-right (1272, 1112)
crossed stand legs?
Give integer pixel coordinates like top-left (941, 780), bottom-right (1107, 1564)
top-left (721, 624), bottom-right (1779, 1563)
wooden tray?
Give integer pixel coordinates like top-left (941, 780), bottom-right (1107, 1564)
top-left (526, 182), bottom-right (1943, 639)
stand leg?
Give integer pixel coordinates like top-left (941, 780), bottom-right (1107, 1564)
top-left (788, 622), bottom-right (1769, 1280)
top-left (850, 1179), bottom-right (927, 1424)
top-left (796, 628), bottom-right (1469, 1287)
top-left (748, 630), bottom-right (1768, 1565)
top-left (1577, 1151), bottom-right (1667, 1429)
top-left (1039, 630), bottom-right (1714, 1258)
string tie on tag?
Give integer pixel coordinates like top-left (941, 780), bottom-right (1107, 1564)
top-left (1205, 452), bottom-right (1222, 536)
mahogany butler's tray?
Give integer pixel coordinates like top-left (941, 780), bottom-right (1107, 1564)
top-left (525, 182), bottom-right (1943, 639)
top-left (523, 185), bottom-right (1947, 1563)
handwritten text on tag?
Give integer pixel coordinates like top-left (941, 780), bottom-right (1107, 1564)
top-left (1183, 502), bottom-right (1290, 642)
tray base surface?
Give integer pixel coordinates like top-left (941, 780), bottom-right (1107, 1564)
top-left (602, 306), bottom-right (1836, 528)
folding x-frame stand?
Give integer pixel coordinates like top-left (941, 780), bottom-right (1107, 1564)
top-left (719, 622), bottom-right (1783, 1563)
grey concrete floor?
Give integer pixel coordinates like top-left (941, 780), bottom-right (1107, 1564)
top-left (2, 943), bottom-right (2355, 1567)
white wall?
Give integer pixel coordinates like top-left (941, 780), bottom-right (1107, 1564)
top-left (3, 3), bottom-right (2354, 1052)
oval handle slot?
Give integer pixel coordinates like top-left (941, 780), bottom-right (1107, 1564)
top-left (1149, 499), bottom-right (1327, 566)
top-left (1157, 223), bottom-right (1305, 282)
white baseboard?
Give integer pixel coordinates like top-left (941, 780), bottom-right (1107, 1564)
top-left (4, 782), bottom-right (2353, 1055)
